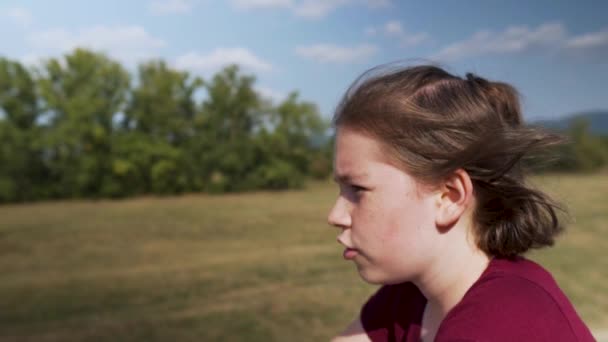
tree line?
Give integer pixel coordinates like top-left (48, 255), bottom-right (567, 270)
top-left (1, 48), bottom-right (606, 203)
top-left (0, 48), bottom-right (332, 202)
top-left (541, 119), bottom-right (608, 173)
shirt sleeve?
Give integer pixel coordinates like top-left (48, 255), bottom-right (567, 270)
top-left (360, 282), bottom-right (425, 342)
top-left (360, 285), bottom-right (397, 341)
top-left (360, 285), bottom-right (395, 333)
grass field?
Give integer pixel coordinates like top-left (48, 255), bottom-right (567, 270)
top-left (0, 174), bottom-right (606, 341)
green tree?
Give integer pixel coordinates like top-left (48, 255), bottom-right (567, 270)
top-left (568, 119), bottom-right (608, 171)
top-left (36, 48), bottom-right (130, 197)
top-left (251, 92), bottom-right (331, 187)
top-left (0, 58), bottom-right (46, 202)
top-left (123, 60), bottom-right (202, 146)
top-left (117, 60), bottom-right (203, 195)
top-left (0, 58), bottom-right (38, 130)
top-left (0, 50), bottom-right (336, 202)
top-left (200, 65), bottom-right (262, 143)
top-left (109, 132), bottom-right (188, 196)
top-left (265, 91), bottom-right (328, 175)
top-left (195, 65), bottom-right (264, 191)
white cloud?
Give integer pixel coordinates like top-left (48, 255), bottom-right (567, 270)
top-left (5, 7), bottom-right (33, 27)
top-left (366, 20), bottom-right (431, 47)
top-left (364, 27), bottom-right (377, 37)
top-left (148, 0), bottom-right (196, 15)
top-left (384, 20), bottom-right (403, 35)
top-left (293, 0), bottom-right (350, 19)
top-left (564, 28), bottom-right (608, 60)
top-left (231, 0), bottom-right (293, 10)
top-left (363, 0), bottom-right (391, 7)
top-left (431, 22), bottom-right (608, 62)
top-left (431, 22), bottom-right (566, 61)
top-left (231, 0), bottom-right (392, 19)
top-left (25, 26), bottom-right (166, 65)
top-left (256, 86), bottom-right (286, 102)
top-left (295, 43), bottom-right (377, 63)
top-left (401, 32), bottom-right (432, 47)
top-left (566, 30), bottom-right (608, 49)
top-left (174, 48), bottom-right (273, 73)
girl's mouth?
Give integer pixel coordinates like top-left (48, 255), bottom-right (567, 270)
top-left (343, 248), bottom-right (359, 260)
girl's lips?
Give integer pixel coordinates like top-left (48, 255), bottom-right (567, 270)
top-left (343, 248), bottom-right (359, 260)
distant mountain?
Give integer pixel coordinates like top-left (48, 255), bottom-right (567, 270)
top-left (532, 110), bottom-right (608, 136)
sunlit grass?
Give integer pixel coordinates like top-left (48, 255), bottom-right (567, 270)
top-left (0, 174), bottom-right (606, 341)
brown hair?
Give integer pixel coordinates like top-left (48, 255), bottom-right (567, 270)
top-left (333, 63), bottom-right (565, 258)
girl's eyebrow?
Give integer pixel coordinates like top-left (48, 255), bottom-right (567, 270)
top-left (333, 172), bottom-right (368, 183)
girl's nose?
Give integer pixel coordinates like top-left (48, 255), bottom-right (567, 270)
top-left (327, 196), bottom-right (351, 229)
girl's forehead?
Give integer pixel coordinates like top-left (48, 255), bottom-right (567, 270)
top-left (335, 138), bottom-right (377, 172)
top-left (335, 128), bottom-right (390, 168)
top-left (335, 128), bottom-right (382, 153)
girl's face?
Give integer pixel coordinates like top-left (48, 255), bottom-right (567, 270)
top-left (328, 127), bottom-right (441, 285)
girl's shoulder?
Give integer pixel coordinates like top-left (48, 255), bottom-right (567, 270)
top-left (436, 256), bottom-right (595, 342)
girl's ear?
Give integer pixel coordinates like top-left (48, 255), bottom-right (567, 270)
top-left (435, 169), bottom-right (474, 229)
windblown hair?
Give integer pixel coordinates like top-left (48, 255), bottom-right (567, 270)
top-left (333, 63), bottom-right (565, 258)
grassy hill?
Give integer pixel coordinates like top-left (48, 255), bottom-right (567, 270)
top-left (0, 174), bottom-right (606, 341)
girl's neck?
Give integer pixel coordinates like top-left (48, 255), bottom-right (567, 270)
top-left (415, 246), bottom-right (491, 318)
top-left (416, 249), bottom-right (491, 342)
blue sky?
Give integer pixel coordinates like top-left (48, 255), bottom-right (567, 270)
top-left (1, 0), bottom-right (607, 120)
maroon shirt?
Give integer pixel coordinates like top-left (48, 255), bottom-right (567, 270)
top-left (361, 256), bottom-right (595, 341)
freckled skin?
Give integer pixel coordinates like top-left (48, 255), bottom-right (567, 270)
top-left (328, 127), bottom-right (442, 285)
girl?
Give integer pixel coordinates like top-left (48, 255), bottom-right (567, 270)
top-left (327, 64), bottom-right (595, 342)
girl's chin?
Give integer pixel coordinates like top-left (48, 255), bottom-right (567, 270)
top-left (356, 266), bottom-right (386, 285)
top-left (357, 265), bottom-right (413, 285)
